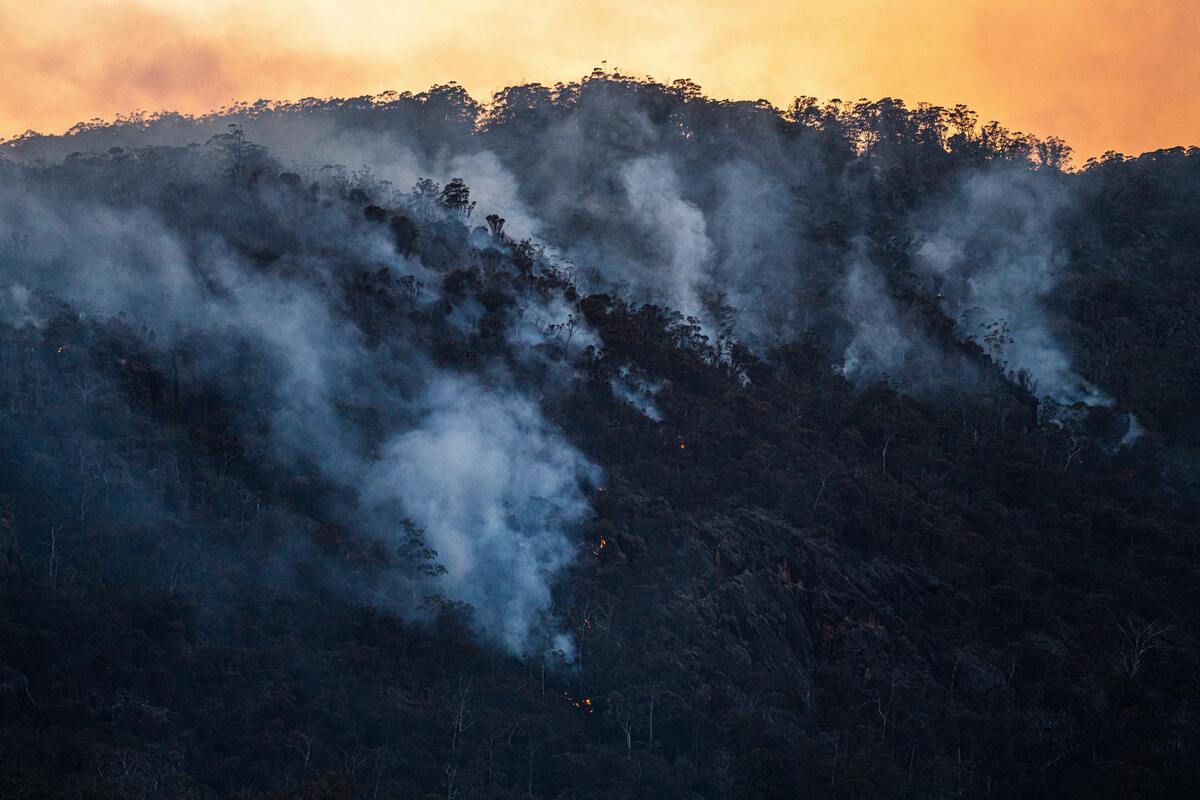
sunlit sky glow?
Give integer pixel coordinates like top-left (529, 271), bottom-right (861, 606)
top-left (1, 0), bottom-right (1196, 160)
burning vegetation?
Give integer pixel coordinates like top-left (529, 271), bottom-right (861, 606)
top-left (563, 691), bottom-right (595, 715)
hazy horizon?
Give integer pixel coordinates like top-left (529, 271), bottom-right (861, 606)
top-left (1, 0), bottom-right (1196, 161)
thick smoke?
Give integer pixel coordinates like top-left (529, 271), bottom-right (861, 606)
top-left (915, 167), bottom-right (1109, 407)
top-left (3, 85), bottom-right (828, 346)
top-left (616, 156), bottom-right (712, 317)
top-left (0, 77), bottom-right (1134, 656)
top-left (0, 145), bottom-right (597, 656)
top-left (365, 375), bottom-right (598, 654)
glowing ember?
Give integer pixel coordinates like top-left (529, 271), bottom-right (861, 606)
top-left (563, 692), bottom-right (595, 714)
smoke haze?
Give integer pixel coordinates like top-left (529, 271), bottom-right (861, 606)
top-left (0, 73), bottom-right (1152, 661)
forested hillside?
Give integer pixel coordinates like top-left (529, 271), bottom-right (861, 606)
top-left (0, 73), bottom-right (1197, 799)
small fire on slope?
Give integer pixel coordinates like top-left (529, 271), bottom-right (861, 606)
top-left (563, 691), bottom-right (594, 714)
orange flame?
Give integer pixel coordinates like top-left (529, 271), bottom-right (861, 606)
top-left (563, 691), bottom-right (595, 714)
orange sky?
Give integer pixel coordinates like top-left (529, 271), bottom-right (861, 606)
top-left (0, 0), bottom-right (1196, 160)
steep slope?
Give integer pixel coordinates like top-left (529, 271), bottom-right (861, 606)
top-left (0, 76), bottom-right (1198, 799)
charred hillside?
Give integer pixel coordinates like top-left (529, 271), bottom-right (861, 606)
top-left (0, 74), bottom-right (1198, 799)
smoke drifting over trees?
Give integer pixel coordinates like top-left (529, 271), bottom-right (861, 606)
top-left (3, 74), bottom-right (1137, 408)
top-left (1, 71), bottom-right (1198, 798)
top-left (0, 124), bottom-right (602, 657)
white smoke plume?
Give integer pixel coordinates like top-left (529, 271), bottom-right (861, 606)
top-left (366, 375), bottom-right (598, 654)
top-left (618, 156), bottom-right (713, 317)
top-left (915, 167), bottom-right (1110, 407)
top-left (0, 151), bottom-right (598, 656)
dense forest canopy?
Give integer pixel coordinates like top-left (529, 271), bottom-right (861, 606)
top-left (0, 72), bottom-right (1197, 799)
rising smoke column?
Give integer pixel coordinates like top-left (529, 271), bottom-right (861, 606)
top-left (915, 167), bottom-right (1110, 407)
top-left (366, 375), bottom-right (598, 655)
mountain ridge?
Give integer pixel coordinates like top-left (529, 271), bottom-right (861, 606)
top-left (0, 73), bottom-right (1197, 798)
